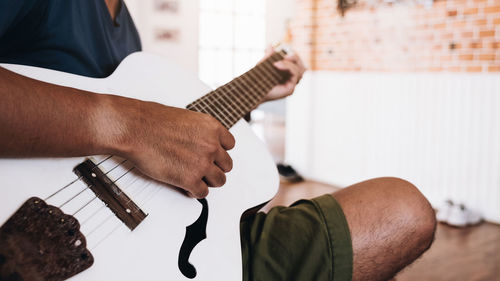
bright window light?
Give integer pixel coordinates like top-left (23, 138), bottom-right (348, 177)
top-left (199, 0), bottom-right (266, 88)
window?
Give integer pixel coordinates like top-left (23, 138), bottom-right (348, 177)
top-left (199, 0), bottom-right (266, 88)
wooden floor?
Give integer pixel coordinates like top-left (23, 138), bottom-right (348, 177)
top-left (252, 113), bottom-right (500, 281)
top-left (397, 221), bottom-right (500, 281)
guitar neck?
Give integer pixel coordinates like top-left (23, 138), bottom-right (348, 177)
top-left (186, 50), bottom-right (289, 129)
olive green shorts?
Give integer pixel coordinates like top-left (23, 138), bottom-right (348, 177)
top-left (240, 194), bottom-right (353, 281)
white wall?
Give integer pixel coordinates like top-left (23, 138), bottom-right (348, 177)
top-left (265, 0), bottom-right (295, 45)
top-left (286, 71), bottom-right (500, 224)
top-left (258, 0), bottom-right (297, 116)
top-left (125, 0), bottom-right (199, 73)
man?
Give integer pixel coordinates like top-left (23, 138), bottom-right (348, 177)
top-left (0, 0), bottom-right (436, 280)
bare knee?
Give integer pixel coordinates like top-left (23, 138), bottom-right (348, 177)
top-left (362, 177), bottom-right (436, 252)
top-left (381, 177), bottom-right (436, 244)
top-left (333, 177), bottom-right (437, 281)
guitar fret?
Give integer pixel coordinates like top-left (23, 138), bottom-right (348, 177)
top-left (260, 61), bottom-right (283, 82)
top-left (219, 84), bottom-right (248, 114)
top-left (198, 99), bottom-right (231, 128)
top-left (221, 89), bottom-right (247, 116)
top-left (235, 75), bottom-right (265, 103)
top-left (228, 79), bottom-right (259, 107)
top-left (196, 87), bottom-right (243, 127)
top-left (217, 83), bottom-right (247, 111)
top-left (212, 96), bottom-right (240, 126)
top-left (252, 67), bottom-right (274, 86)
top-left (228, 85), bottom-right (254, 114)
top-left (214, 90), bottom-right (246, 119)
top-left (248, 66), bottom-right (274, 89)
top-left (187, 102), bottom-right (202, 112)
top-left (263, 55), bottom-right (284, 75)
top-left (204, 95), bottom-right (236, 123)
top-left (258, 60), bottom-right (282, 81)
top-left (186, 50), bottom-right (288, 129)
top-left (247, 67), bottom-right (273, 89)
top-left (238, 79), bottom-right (262, 104)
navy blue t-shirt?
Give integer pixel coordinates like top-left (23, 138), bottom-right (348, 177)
top-left (0, 0), bottom-right (141, 78)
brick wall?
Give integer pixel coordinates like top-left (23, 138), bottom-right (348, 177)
top-left (290, 0), bottom-right (500, 72)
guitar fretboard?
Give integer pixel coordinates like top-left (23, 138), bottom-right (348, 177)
top-left (186, 51), bottom-right (288, 129)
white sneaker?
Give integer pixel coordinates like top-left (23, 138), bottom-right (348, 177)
top-left (446, 203), bottom-right (468, 227)
top-left (436, 200), bottom-right (483, 227)
top-left (436, 200), bottom-right (453, 223)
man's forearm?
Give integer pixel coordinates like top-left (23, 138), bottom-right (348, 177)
top-left (0, 66), bottom-right (117, 157)
top-left (0, 66), bottom-right (236, 198)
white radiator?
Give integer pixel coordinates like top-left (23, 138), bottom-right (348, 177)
top-left (286, 72), bottom-right (500, 224)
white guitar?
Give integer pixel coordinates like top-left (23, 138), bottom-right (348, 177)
top-left (0, 50), bottom-right (288, 280)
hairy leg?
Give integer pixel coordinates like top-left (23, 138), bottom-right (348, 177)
top-left (332, 177), bottom-right (436, 281)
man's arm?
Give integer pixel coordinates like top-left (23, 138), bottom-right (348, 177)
top-left (0, 66), bottom-right (234, 198)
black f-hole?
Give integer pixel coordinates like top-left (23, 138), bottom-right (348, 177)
top-left (178, 198), bottom-right (209, 279)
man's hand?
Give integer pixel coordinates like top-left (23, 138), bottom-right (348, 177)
top-left (103, 97), bottom-right (235, 199)
top-left (262, 46), bottom-right (306, 102)
top-left (0, 67), bottom-right (234, 199)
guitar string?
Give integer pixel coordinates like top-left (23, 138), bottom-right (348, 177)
top-left (53, 158), bottom-right (128, 212)
top-left (90, 221), bottom-right (122, 250)
top-left (72, 196), bottom-right (98, 216)
top-left (186, 56), bottom-right (283, 131)
top-left (88, 179), bottom-right (164, 251)
top-left (88, 179), bottom-right (164, 250)
top-left (116, 54), bottom-right (285, 202)
top-left (202, 53), bottom-right (283, 108)
top-left (72, 159), bottom-right (136, 217)
top-left (112, 53), bottom-right (285, 200)
top-left (194, 74), bottom-right (259, 123)
top-left (50, 52), bottom-right (287, 244)
top-left (189, 51), bottom-right (285, 115)
top-left (47, 157), bottom-right (134, 227)
top-left (57, 158), bottom-right (129, 209)
top-left (84, 210), bottom-right (116, 238)
top-left (43, 155), bottom-right (115, 201)
top-left (189, 56), bottom-right (282, 124)
top-left (79, 59), bottom-right (285, 241)
top-left (66, 52), bottom-right (285, 230)
top-left (77, 167), bottom-right (151, 235)
top-left (74, 82), bottom-right (281, 250)
top-left (47, 50), bottom-right (286, 206)
top-left (75, 165), bottom-right (135, 225)
top-left (87, 168), bottom-right (165, 249)
top-left (74, 159), bottom-right (163, 233)
top-left (213, 82), bottom-right (249, 116)
top-left (69, 162), bottom-right (143, 229)
top-left (82, 171), bottom-right (160, 240)
top-left (27, 52), bottom-right (286, 255)
top-left (85, 177), bottom-right (164, 248)
top-left (195, 66), bottom-right (276, 125)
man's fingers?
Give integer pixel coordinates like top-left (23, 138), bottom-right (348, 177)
top-left (285, 54), bottom-right (300, 64)
top-left (190, 181), bottom-right (209, 199)
top-left (214, 147), bottom-right (233, 172)
top-left (219, 128), bottom-right (236, 150)
top-left (285, 53), bottom-right (306, 70)
top-left (274, 60), bottom-right (300, 74)
top-left (274, 61), bottom-right (300, 83)
top-left (203, 166), bottom-right (227, 187)
top-left (282, 54), bottom-right (306, 83)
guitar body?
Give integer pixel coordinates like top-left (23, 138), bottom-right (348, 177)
top-left (0, 52), bottom-right (279, 280)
